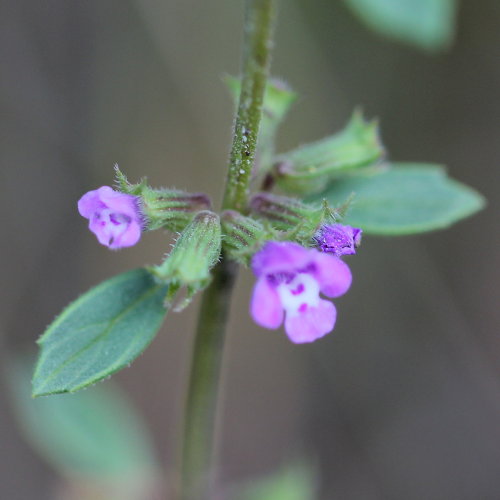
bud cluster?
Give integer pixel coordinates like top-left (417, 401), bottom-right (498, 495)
top-left (221, 210), bottom-right (271, 265)
top-left (77, 84), bottom-right (369, 326)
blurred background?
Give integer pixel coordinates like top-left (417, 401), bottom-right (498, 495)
top-left (1, 1), bottom-right (499, 499)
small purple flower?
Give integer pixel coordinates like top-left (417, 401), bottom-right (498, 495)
top-left (78, 186), bottom-right (143, 249)
top-left (250, 241), bottom-right (352, 343)
top-left (313, 223), bottom-right (362, 257)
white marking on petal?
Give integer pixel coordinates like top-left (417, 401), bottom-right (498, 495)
top-left (277, 273), bottom-right (320, 318)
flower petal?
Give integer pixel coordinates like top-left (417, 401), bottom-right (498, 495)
top-left (312, 252), bottom-right (352, 298)
top-left (251, 241), bottom-right (310, 277)
top-left (98, 186), bottom-right (141, 220)
top-left (284, 299), bottom-right (336, 343)
top-left (88, 217), bottom-right (113, 247)
top-left (77, 188), bottom-right (107, 218)
top-left (250, 277), bottom-right (284, 329)
top-left (110, 220), bottom-right (142, 249)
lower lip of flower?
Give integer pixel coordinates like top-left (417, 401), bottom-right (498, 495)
top-left (276, 272), bottom-right (320, 316)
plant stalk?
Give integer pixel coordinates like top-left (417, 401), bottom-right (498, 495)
top-left (177, 1), bottom-right (276, 499)
top-left (178, 258), bottom-right (236, 500)
top-left (222, 0), bottom-right (276, 213)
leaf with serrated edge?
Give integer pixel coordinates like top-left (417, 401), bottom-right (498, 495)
top-left (33, 268), bottom-right (169, 396)
top-left (311, 163), bottom-right (485, 235)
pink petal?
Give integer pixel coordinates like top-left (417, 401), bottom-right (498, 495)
top-left (88, 220), bottom-right (113, 247)
top-left (111, 221), bottom-right (142, 249)
top-left (77, 188), bottom-right (107, 218)
top-left (284, 299), bottom-right (336, 344)
top-left (312, 252), bottom-right (352, 298)
top-left (98, 187), bottom-right (140, 220)
top-left (251, 241), bottom-right (310, 277)
top-left (250, 277), bottom-right (284, 329)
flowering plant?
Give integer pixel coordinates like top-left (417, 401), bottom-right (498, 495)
top-left (250, 241), bottom-right (352, 343)
top-left (31, 1), bottom-right (484, 498)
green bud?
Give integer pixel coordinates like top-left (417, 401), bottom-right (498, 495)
top-left (221, 210), bottom-right (270, 265)
top-left (151, 211), bottom-right (221, 309)
top-left (250, 192), bottom-right (322, 229)
top-left (114, 165), bottom-right (211, 232)
top-left (273, 111), bottom-right (385, 195)
top-left (141, 189), bottom-right (212, 232)
top-left (250, 192), bottom-right (350, 246)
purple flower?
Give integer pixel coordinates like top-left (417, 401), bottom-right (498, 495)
top-left (78, 186), bottom-right (142, 249)
top-left (313, 223), bottom-right (362, 257)
top-left (250, 241), bottom-right (352, 343)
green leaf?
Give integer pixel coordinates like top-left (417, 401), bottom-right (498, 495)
top-left (312, 163), bottom-right (485, 235)
top-left (274, 111), bottom-right (385, 195)
top-left (33, 268), bottom-right (169, 396)
top-left (344, 0), bottom-right (457, 52)
top-left (235, 462), bottom-right (316, 500)
top-left (11, 358), bottom-right (158, 479)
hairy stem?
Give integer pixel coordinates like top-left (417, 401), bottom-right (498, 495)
top-left (222, 0), bottom-right (276, 213)
top-left (177, 1), bottom-right (276, 499)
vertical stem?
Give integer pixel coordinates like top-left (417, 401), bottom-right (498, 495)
top-left (179, 258), bottom-right (236, 500)
top-left (178, 1), bottom-right (276, 499)
top-left (222, 0), bottom-right (276, 213)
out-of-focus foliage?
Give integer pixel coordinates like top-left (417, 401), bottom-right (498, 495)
top-left (234, 462), bottom-right (316, 500)
top-left (10, 358), bottom-right (158, 481)
top-left (313, 163), bottom-right (484, 235)
top-left (344, 0), bottom-right (458, 51)
top-left (33, 269), bottom-right (169, 396)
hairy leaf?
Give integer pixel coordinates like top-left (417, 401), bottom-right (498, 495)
top-left (33, 268), bottom-right (169, 396)
top-left (313, 163), bottom-right (485, 235)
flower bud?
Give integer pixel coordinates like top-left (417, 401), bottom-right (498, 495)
top-left (221, 210), bottom-right (269, 264)
top-left (273, 111), bottom-right (384, 195)
top-left (250, 192), bottom-right (324, 231)
top-left (115, 165), bottom-right (211, 232)
top-left (151, 211), bottom-right (222, 308)
top-left (142, 189), bottom-right (212, 232)
top-left (313, 224), bottom-right (362, 257)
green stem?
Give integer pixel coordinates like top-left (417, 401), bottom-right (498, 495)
top-left (178, 258), bottom-right (236, 500)
top-left (178, 1), bottom-right (276, 499)
top-left (222, 0), bottom-right (276, 213)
